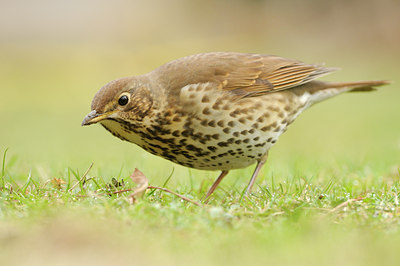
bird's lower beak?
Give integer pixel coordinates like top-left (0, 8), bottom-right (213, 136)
top-left (81, 110), bottom-right (112, 126)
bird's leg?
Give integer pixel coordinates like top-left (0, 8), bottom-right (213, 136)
top-left (203, 170), bottom-right (229, 203)
top-left (245, 151), bottom-right (269, 195)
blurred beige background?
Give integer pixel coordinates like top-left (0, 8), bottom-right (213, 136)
top-left (0, 0), bottom-right (399, 181)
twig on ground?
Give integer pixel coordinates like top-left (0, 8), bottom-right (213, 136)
top-left (110, 186), bottom-right (202, 207)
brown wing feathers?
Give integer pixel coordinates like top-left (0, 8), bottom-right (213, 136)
top-left (217, 54), bottom-right (336, 97)
top-left (155, 52), bottom-right (377, 99)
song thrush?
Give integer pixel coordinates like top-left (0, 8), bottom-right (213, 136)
top-left (82, 52), bottom-right (388, 199)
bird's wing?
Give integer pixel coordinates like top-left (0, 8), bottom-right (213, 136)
top-left (152, 52), bottom-right (336, 99)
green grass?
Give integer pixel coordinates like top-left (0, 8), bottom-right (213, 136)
top-left (1, 43), bottom-right (400, 266)
top-left (1, 156), bottom-right (400, 266)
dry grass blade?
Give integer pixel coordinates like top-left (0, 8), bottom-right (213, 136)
top-left (68, 163), bottom-right (94, 192)
top-left (329, 197), bottom-right (363, 213)
top-left (148, 185), bottom-right (202, 207)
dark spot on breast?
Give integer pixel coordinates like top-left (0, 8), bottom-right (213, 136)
top-left (222, 105), bottom-right (231, 110)
top-left (268, 106), bottom-right (279, 112)
top-left (267, 137), bottom-right (272, 142)
top-left (253, 136), bottom-right (260, 141)
top-left (217, 141), bottom-right (229, 147)
top-left (277, 98), bottom-right (285, 103)
top-left (186, 144), bottom-right (197, 151)
top-left (249, 129), bottom-right (255, 134)
top-left (212, 134), bottom-right (220, 140)
top-left (212, 104), bottom-right (220, 110)
top-left (252, 123), bottom-right (259, 129)
top-left (201, 95), bottom-right (210, 103)
top-left (217, 120), bottom-right (225, 127)
top-left (241, 130), bottom-right (248, 135)
top-left (199, 138), bottom-right (207, 144)
top-left (235, 140), bottom-right (242, 144)
top-left (150, 147), bottom-right (162, 154)
top-left (200, 119), bottom-right (208, 126)
top-left (243, 138), bottom-right (250, 143)
top-left (227, 121), bottom-right (235, 127)
top-left (212, 99), bottom-right (223, 110)
top-left (207, 146), bottom-right (217, 152)
top-left (229, 109), bottom-right (240, 118)
top-left (261, 125), bottom-right (271, 132)
top-left (284, 105), bottom-right (292, 112)
top-left (238, 118), bottom-right (246, 124)
top-left (172, 115), bottom-right (181, 122)
top-left (271, 140), bottom-right (277, 144)
top-left (181, 130), bottom-right (192, 137)
top-left (208, 120), bottom-right (216, 127)
top-left (181, 151), bottom-right (195, 159)
top-left (223, 128), bottom-right (230, 134)
top-left (255, 142), bottom-right (266, 147)
top-left (202, 107), bottom-right (211, 115)
top-left (233, 132), bottom-right (239, 137)
top-left (172, 130), bottom-right (180, 137)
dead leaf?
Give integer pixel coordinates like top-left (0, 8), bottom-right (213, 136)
top-left (129, 168), bottom-right (149, 203)
top-left (51, 177), bottom-right (66, 190)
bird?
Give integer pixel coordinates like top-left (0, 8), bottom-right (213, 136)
top-left (82, 52), bottom-right (388, 200)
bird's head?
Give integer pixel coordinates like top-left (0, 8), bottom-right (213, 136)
top-left (81, 76), bottom-right (153, 127)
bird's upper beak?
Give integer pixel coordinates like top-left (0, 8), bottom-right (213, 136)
top-left (81, 110), bottom-right (114, 126)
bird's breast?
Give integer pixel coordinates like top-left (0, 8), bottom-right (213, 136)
top-left (98, 89), bottom-right (307, 171)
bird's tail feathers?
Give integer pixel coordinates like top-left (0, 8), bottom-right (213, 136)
top-left (325, 80), bottom-right (390, 92)
top-left (304, 80), bottom-right (390, 105)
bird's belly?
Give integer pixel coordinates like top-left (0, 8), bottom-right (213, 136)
top-left (100, 118), bottom-right (283, 170)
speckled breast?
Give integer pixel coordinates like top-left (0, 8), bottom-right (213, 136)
top-left (100, 83), bottom-right (307, 171)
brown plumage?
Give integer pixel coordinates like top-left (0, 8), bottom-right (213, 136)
top-left (82, 52), bottom-right (388, 200)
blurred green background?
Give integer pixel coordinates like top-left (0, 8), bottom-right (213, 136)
top-left (1, 1), bottom-right (400, 265)
top-left (0, 0), bottom-right (399, 184)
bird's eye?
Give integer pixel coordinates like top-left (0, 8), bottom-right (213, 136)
top-left (118, 95), bottom-right (129, 106)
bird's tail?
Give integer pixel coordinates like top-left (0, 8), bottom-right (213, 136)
top-left (305, 80), bottom-right (390, 105)
top-left (326, 80), bottom-right (390, 92)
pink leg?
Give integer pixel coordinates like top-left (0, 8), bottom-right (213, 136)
top-left (203, 170), bottom-right (229, 202)
top-left (245, 151), bottom-right (269, 195)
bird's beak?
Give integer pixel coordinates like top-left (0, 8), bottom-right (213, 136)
top-left (81, 110), bottom-right (115, 126)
